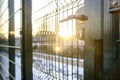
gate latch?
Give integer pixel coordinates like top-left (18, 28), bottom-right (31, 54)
top-left (109, 0), bottom-right (120, 13)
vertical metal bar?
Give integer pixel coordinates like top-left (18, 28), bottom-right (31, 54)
top-left (0, 1), bottom-right (2, 79)
top-left (39, 28), bottom-right (42, 78)
top-left (48, 14), bottom-right (50, 77)
top-left (94, 39), bottom-right (103, 80)
top-left (77, 4), bottom-right (79, 80)
top-left (61, 32), bottom-right (64, 80)
top-left (77, 37), bottom-right (79, 80)
top-left (43, 20), bottom-right (45, 73)
top-left (66, 6), bottom-right (69, 80)
top-left (84, 0), bottom-right (102, 79)
top-left (51, 14), bottom-right (54, 77)
top-left (21, 0), bottom-right (33, 80)
top-left (0, 56), bottom-right (2, 80)
top-left (71, 4), bottom-right (74, 80)
top-left (49, 15), bottom-right (52, 77)
top-left (61, 7), bottom-right (65, 80)
top-left (118, 15), bottom-right (120, 80)
top-left (58, 7), bottom-right (60, 80)
top-left (8, 0), bottom-right (15, 80)
top-left (55, 9), bottom-right (58, 79)
top-left (45, 17), bottom-right (47, 74)
top-left (45, 16), bottom-right (49, 77)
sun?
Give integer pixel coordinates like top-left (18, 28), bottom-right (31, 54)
top-left (59, 29), bottom-right (72, 38)
top-left (59, 20), bottom-right (76, 39)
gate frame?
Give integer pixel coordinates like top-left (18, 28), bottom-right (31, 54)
top-left (21, 0), bottom-right (33, 80)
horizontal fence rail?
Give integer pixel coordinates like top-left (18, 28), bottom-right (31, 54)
top-left (0, 45), bottom-right (20, 49)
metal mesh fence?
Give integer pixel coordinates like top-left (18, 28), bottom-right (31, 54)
top-left (0, 0), bottom-right (85, 80)
top-left (0, 0), bottom-right (22, 80)
top-left (32, 0), bottom-right (85, 80)
top-left (1, 0), bottom-right (119, 80)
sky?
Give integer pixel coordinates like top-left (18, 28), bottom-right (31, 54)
top-left (32, 0), bottom-right (84, 37)
top-left (0, 0), bottom-right (84, 38)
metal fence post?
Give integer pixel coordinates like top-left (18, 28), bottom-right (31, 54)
top-left (0, 43), bottom-right (1, 79)
top-left (21, 0), bottom-right (33, 80)
top-left (8, 0), bottom-right (15, 80)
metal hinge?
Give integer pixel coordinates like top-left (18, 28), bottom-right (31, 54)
top-left (109, 0), bottom-right (120, 13)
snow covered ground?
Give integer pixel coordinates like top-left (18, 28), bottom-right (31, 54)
top-left (0, 52), bottom-right (84, 80)
top-left (0, 52), bottom-right (21, 80)
top-left (32, 52), bottom-right (84, 80)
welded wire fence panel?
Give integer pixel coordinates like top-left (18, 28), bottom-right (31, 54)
top-left (32, 0), bottom-right (85, 80)
top-left (0, 0), bottom-right (22, 80)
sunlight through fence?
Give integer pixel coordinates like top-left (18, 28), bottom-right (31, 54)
top-left (32, 0), bottom-right (85, 80)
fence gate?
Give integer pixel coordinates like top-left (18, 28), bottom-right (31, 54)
top-left (1, 0), bottom-right (120, 80)
top-left (32, 0), bottom-right (85, 80)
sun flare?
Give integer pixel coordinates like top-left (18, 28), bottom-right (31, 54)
top-left (59, 30), bottom-right (72, 38)
top-left (59, 20), bottom-right (76, 39)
